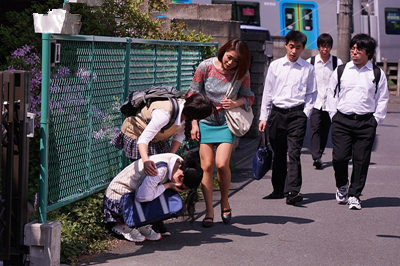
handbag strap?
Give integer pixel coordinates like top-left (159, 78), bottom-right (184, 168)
top-left (225, 70), bottom-right (238, 99)
top-left (259, 128), bottom-right (270, 148)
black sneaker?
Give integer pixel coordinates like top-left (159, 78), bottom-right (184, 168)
top-left (152, 221), bottom-right (171, 236)
top-left (264, 192), bottom-right (284, 199)
top-left (286, 192), bottom-right (303, 205)
top-left (313, 158), bottom-right (322, 169)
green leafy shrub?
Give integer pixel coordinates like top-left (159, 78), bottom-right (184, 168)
top-left (47, 191), bottom-right (111, 264)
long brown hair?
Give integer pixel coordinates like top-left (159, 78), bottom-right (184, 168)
top-left (217, 38), bottom-right (251, 80)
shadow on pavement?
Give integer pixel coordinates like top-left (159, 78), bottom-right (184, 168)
top-left (301, 192), bottom-right (336, 205)
top-left (376, 234), bottom-right (400, 239)
top-left (232, 215), bottom-right (314, 225)
top-left (362, 197), bottom-right (400, 208)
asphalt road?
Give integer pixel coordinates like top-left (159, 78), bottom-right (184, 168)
top-left (78, 98), bottom-right (400, 266)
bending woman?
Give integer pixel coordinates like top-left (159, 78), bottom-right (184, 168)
top-left (187, 39), bottom-right (254, 227)
top-left (112, 92), bottom-right (213, 176)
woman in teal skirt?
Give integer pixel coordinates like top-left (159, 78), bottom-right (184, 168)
top-left (186, 39), bottom-right (254, 227)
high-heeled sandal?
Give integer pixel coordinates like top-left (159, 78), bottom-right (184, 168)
top-left (221, 208), bottom-right (232, 224)
top-left (202, 217), bottom-right (214, 228)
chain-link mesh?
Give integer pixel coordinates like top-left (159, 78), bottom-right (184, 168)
top-left (44, 35), bottom-right (217, 212)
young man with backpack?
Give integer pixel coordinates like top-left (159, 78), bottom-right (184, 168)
top-left (307, 33), bottom-right (343, 169)
top-left (325, 34), bottom-right (389, 210)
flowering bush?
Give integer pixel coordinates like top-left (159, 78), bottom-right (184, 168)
top-left (8, 45), bottom-right (42, 127)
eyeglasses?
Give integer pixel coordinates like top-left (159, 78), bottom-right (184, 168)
top-left (350, 47), bottom-right (365, 53)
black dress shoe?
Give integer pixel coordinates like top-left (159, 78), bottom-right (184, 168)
top-left (286, 192), bottom-right (303, 205)
top-left (221, 208), bottom-right (232, 224)
top-left (265, 192), bottom-right (284, 199)
top-left (313, 158), bottom-right (322, 169)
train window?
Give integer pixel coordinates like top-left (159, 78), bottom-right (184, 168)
top-left (302, 9), bottom-right (313, 31)
top-left (285, 8), bottom-right (295, 30)
top-left (385, 8), bottom-right (400, 35)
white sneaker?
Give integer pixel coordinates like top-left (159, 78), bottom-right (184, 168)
top-left (348, 196), bottom-right (362, 210)
top-left (336, 183), bottom-right (348, 204)
top-left (138, 225), bottom-right (162, 241)
top-left (112, 224), bottom-right (146, 242)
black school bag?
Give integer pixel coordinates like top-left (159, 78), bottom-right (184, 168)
top-left (120, 86), bottom-right (184, 131)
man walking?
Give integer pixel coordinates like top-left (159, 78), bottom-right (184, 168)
top-left (259, 30), bottom-right (316, 205)
top-left (326, 34), bottom-right (389, 210)
top-left (308, 33), bottom-right (343, 169)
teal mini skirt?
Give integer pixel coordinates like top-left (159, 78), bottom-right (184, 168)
top-left (199, 122), bottom-right (234, 144)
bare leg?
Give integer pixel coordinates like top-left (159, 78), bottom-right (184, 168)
top-left (215, 142), bottom-right (233, 212)
top-left (200, 143), bottom-right (215, 219)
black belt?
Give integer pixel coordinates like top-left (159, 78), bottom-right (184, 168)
top-left (338, 111), bottom-right (373, 120)
top-left (272, 104), bottom-right (304, 114)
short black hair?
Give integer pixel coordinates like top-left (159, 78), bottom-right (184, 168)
top-left (317, 33), bottom-right (333, 48)
top-left (350, 34), bottom-right (377, 60)
top-left (285, 30), bottom-right (307, 47)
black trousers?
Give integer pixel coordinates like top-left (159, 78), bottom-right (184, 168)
top-left (309, 108), bottom-right (331, 160)
top-left (267, 105), bottom-right (307, 195)
top-left (331, 112), bottom-right (377, 198)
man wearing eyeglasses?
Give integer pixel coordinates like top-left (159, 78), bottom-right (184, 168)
top-left (325, 34), bottom-right (389, 210)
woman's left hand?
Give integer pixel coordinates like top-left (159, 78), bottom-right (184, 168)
top-left (220, 97), bottom-right (243, 110)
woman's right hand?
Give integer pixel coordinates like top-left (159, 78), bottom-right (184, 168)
top-left (143, 160), bottom-right (158, 176)
top-left (191, 120), bottom-right (200, 141)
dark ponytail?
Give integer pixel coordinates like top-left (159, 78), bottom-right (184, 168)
top-left (181, 151), bottom-right (203, 222)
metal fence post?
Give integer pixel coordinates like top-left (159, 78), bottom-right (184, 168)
top-left (39, 33), bottom-right (51, 223)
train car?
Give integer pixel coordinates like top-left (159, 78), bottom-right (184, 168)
top-left (371, 0), bottom-right (400, 63)
top-left (189, 0), bottom-right (399, 62)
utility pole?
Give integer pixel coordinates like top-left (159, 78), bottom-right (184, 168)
top-left (337, 0), bottom-right (353, 63)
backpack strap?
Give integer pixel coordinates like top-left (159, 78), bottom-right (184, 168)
top-left (161, 98), bottom-right (179, 132)
top-left (310, 55), bottom-right (316, 66)
top-left (334, 63), bottom-right (346, 97)
top-left (372, 64), bottom-right (381, 94)
top-left (332, 55), bottom-right (338, 70)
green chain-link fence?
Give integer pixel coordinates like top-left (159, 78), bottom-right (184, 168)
top-left (39, 34), bottom-right (217, 222)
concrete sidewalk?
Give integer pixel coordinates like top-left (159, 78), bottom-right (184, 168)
top-left (78, 97), bottom-right (400, 266)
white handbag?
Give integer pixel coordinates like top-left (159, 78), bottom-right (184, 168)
top-left (224, 71), bottom-right (253, 137)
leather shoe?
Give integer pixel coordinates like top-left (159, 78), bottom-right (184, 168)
top-left (313, 158), bottom-right (322, 169)
top-left (221, 208), bottom-right (232, 224)
top-left (265, 192), bottom-right (284, 199)
top-left (286, 192), bottom-right (303, 205)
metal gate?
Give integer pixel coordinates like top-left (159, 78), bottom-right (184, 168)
top-left (0, 70), bottom-right (34, 265)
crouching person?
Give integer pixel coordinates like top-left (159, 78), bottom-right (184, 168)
top-left (103, 151), bottom-right (202, 242)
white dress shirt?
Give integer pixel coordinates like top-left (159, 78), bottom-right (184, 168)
top-left (259, 55), bottom-right (317, 121)
top-left (137, 102), bottom-right (185, 145)
top-left (307, 54), bottom-right (343, 110)
top-left (325, 60), bottom-right (389, 125)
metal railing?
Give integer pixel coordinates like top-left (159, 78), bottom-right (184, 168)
top-left (39, 33), bottom-right (217, 222)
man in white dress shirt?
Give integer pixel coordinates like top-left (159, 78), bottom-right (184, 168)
top-left (307, 33), bottom-right (343, 169)
top-left (259, 30), bottom-right (317, 205)
top-left (325, 34), bottom-right (389, 210)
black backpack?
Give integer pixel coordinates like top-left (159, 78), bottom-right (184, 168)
top-left (310, 55), bottom-right (338, 70)
top-left (120, 86), bottom-right (184, 131)
top-left (334, 63), bottom-right (381, 97)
